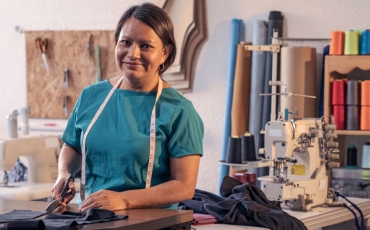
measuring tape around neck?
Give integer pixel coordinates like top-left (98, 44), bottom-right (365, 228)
top-left (80, 76), bottom-right (163, 201)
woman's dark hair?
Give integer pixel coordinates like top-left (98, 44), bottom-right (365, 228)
top-left (115, 2), bottom-right (176, 75)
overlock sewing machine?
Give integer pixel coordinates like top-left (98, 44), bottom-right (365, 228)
top-left (0, 136), bottom-right (60, 186)
top-left (258, 116), bottom-right (339, 211)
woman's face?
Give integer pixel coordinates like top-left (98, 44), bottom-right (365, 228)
top-left (115, 17), bottom-right (169, 82)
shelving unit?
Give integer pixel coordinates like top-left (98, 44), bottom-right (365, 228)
top-left (324, 55), bottom-right (370, 135)
top-left (323, 55), bottom-right (370, 166)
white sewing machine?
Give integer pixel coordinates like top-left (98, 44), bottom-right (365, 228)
top-left (258, 117), bottom-right (339, 211)
top-left (0, 135), bottom-right (60, 185)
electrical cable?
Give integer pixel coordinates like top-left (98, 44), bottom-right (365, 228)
top-left (334, 191), bottom-right (365, 230)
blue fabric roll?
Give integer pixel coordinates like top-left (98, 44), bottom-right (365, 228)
top-left (360, 30), bottom-right (370, 55)
top-left (249, 20), bottom-right (267, 148)
top-left (319, 45), bottom-right (330, 117)
top-left (219, 19), bottom-right (243, 191)
top-left (261, 11), bottom-right (283, 129)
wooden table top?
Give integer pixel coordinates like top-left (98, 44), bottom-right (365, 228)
top-left (0, 198), bottom-right (193, 230)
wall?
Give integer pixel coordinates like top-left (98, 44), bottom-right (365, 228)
top-left (0, 0), bottom-right (369, 194)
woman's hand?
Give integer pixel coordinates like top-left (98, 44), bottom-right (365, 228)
top-left (79, 190), bottom-right (127, 212)
top-left (51, 173), bottom-right (77, 207)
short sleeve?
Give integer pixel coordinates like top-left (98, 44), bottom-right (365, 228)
top-left (61, 94), bottom-right (82, 154)
top-left (167, 100), bottom-right (204, 158)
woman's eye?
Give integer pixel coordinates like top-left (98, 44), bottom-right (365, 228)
top-left (142, 44), bottom-right (152, 49)
top-left (120, 40), bottom-right (130, 45)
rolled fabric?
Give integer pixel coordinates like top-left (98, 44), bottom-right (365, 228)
top-left (249, 20), bottom-right (267, 149)
top-left (261, 11), bottom-right (283, 129)
top-left (319, 45), bottom-right (330, 117)
top-left (220, 19), bottom-right (243, 190)
top-left (360, 30), bottom-right (370, 55)
top-left (280, 47), bottom-right (316, 119)
top-left (231, 42), bottom-right (252, 136)
top-left (344, 30), bottom-right (359, 55)
top-left (329, 31), bottom-right (344, 55)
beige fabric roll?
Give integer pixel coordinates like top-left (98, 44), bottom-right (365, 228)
top-left (231, 42), bottom-right (252, 136)
top-left (230, 42), bottom-right (252, 176)
top-left (280, 47), bottom-right (316, 119)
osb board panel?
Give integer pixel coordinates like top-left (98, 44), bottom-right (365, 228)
top-left (26, 30), bottom-right (121, 118)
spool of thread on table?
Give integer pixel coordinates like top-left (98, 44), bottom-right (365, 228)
top-left (361, 142), bottom-right (370, 169)
top-left (241, 133), bottom-right (257, 162)
top-left (344, 30), bottom-right (359, 55)
top-left (361, 80), bottom-right (370, 130)
top-left (226, 135), bottom-right (242, 163)
top-left (246, 172), bottom-right (256, 186)
top-left (332, 80), bottom-right (346, 130)
top-left (346, 80), bottom-right (360, 130)
top-left (360, 30), bottom-right (370, 55)
top-left (346, 145), bottom-right (358, 169)
top-left (329, 31), bottom-right (344, 55)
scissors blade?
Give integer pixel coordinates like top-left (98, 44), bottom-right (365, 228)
top-left (41, 53), bottom-right (50, 74)
top-left (44, 198), bottom-right (61, 215)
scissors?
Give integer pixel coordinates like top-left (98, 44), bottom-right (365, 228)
top-left (35, 37), bottom-right (50, 74)
top-left (45, 175), bottom-right (74, 215)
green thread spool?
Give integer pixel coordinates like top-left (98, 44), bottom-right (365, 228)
top-left (344, 30), bottom-right (359, 55)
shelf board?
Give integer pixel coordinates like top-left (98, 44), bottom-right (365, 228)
top-left (336, 130), bottom-right (370, 136)
top-left (219, 159), bottom-right (272, 171)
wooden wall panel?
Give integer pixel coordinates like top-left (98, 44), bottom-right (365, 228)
top-left (25, 30), bottom-right (121, 118)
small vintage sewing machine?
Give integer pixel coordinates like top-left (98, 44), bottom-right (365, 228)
top-left (0, 136), bottom-right (60, 186)
top-left (258, 116), bottom-right (339, 211)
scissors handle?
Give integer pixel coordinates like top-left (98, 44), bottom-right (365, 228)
top-left (35, 37), bottom-right (48, 53)
top-left (60, 175), bottom-right (74, 198)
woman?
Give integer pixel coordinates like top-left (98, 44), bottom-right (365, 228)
top-left (51, 2), bottom-right (204, 212)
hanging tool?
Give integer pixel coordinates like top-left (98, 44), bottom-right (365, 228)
top-left (95, 45), bottom-right (102, 82)
top-left (44, 175), bottom-right (74, 215)
top-left (63, 95), bottom-right (69, 116)
top-left (64, 68), bottom-right (69, 89)
top-left (35, 37), bottom-right (50, 74)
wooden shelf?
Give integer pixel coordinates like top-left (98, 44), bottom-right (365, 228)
top-left (336, 130), bottom-right (370, 136)
top-left (324, 55), bottom-right (370, 120)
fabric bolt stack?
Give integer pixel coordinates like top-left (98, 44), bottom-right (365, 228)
top-left (331, 79), bottom-right (370, 130)
top-left (329, 30), bottom-right (370, 55)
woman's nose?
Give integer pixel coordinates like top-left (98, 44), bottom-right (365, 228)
top-left (128, 45), bottom-right (140, 59)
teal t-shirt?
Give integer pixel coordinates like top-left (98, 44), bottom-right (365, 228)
top-left (61, 79), bottom-right (204, 209)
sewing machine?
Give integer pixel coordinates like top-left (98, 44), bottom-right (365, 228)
top-left (0, 136), bottom-right (60, 185)
top-left (258, 116), bottom-right (339, 211)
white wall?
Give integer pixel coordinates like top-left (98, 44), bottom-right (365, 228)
top-left (1, 0), bottom-right (369, 194)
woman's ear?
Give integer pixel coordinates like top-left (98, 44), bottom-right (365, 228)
top-left (162, 44), bottom-right (173, 62)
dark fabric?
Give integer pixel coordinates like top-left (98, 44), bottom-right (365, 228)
top-left (0, 208), bottom-right (127, 230)
top-left (0, 210), bottom-right (45, 222)
top-left (178, 176), bottom-right (307, 230)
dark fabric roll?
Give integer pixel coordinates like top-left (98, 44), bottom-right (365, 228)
top-left (319, 45), bottom-right (330, 117)
top-left (241, 134), bottom-right (257, 162)
top-left (226, 136), bottom-right (242, 163)
top-left (261, 11), bottom-right (283, 129)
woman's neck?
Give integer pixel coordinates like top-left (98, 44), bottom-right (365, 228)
top-left (121, 75), bottom-right (160, 92)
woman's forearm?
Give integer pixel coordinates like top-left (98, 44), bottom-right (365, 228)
top-left (58, 143), bottom-right (82, 176)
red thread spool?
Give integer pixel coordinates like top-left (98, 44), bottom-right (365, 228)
top-left (233, 173), bottom-right (247, 184)
top-left (332, 80), bottom-right (346, 130)
top-left (246, 173), bottom-right (256, 186)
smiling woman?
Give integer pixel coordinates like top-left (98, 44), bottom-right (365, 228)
top-left (50, 2), bottom-right (204, 212)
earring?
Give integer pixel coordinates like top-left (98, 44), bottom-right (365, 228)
top-left (159, 64), bottom-right (164, 71)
